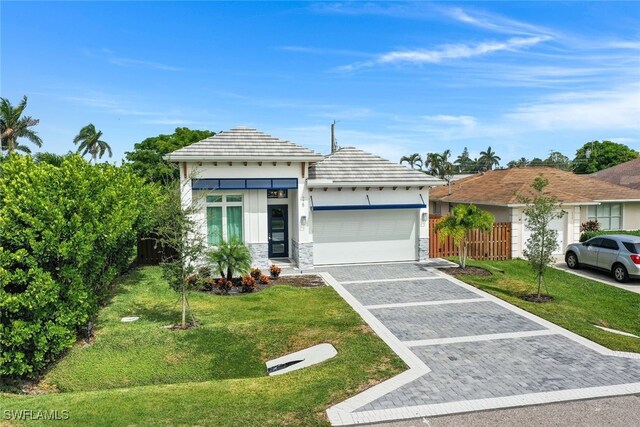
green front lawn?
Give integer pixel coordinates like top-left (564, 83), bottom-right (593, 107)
top-left (448, 259), bottom-right (640, 353)
top-left (1, 267), bottom-right (405, 426)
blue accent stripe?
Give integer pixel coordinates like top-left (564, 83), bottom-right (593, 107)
top-left (312, 204), bottom-right (426, 211)
top-left (192, 178), bottom-right (298, 190)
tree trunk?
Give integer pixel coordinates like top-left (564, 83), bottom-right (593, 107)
top-left (462, 245), bottom-right (468, 269)
top-left (226, 267), bottom-right (232, 281)
top-left (181, 291), bottom-right (187, 328)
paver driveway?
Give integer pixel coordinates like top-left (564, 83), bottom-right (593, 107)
top-left (318, 263), bottom-right (640, 426)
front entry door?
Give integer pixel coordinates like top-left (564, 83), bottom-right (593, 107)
top-left (268, 205), bottom-right (288, 258)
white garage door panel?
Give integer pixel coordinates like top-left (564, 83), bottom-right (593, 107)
top-left (523, 212), bottom-right (566, 255)
top-left (313, 210), bottom-right (417, 265)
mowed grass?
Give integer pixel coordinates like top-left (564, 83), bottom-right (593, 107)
top-left (449, 259), bottom-right (640, 353)
top-left (1, 267), bottom-right (405, 426)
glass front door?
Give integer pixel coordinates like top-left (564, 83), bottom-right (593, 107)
top-left (268, 205), bottom-right (288, 258)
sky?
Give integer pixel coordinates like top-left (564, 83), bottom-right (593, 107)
top-left (1, 1), bottom-right (639, 165)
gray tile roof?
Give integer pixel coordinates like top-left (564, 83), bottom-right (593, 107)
top-left (165, 126), bottom-right (324, 161)
top-left (308, 147), bottom-right (444, 186)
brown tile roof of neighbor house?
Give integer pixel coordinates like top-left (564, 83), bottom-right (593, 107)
top-left (165, 126), bottom-right (324, 161)
top-left (308, 147), bottom-right (444, 186)
top-left (430, 167), bottom-right (640, 206)
top-left (589, 158), bottom-right (640, 191)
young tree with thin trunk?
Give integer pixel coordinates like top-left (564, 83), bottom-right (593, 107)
top-left (518, 175), bottom-right (565, 300)
top-left (434, 204), bottom-right (494, 268)
top-left (153, 179), bottom-right (206, 328)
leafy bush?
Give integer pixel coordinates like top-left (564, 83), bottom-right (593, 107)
top-left (580, 230), bottom-right (640, 242)
top-left (250, 268), bottom-right (262, 280)
top-left (215, 278), bottom-right (233, 295)
top-left (580, 220), bottom-right (600, 233)
top-left (241, 275), bottom-right (256, 293)
top-left (0, 154), bottom-right (157, 377)
top-left (269, 265), bottom-right (282, 279)
top-left (259, 274), bottom-right (270, 285)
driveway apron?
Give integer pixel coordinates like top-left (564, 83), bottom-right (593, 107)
top-left (318, 263), bottom-right (640, 426)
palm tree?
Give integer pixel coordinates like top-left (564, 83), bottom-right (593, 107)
top-left (424, 150), bottom-right (454, 179)
top-left (0, 96), bottom-right (43, 155)
top-left (33, 152), bottom-right (66, 167)
top-left (400, 153), bottom-right (423, 170)
top-left (207, 237), bottom-right (253, 281)
top-left (73, 124), bottom-right (112, 162)
top-left (478, 146), bottom-right (501, 170)
top-left (434, 204), bottom-right (495, 268)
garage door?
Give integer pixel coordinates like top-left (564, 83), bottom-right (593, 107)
top-left (523, 213), bottom-right (566, 255)
top-left (313, 209), bottom-right (418, 265)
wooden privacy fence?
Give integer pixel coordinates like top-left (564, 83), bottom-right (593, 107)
top-left (429, 217), bottom-right (512, 260)
top-left (136, 233), bottom-right (178, 265)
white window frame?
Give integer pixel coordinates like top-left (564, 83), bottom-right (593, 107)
top-left (206, 193), bottom-right (244, 245)
top-left (587, 202), bottom-right (622, 230)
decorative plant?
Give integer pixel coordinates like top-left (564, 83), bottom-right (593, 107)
top-left (241, 275), bottom-right (256, 293)
top-left (580, 220), bottom-right (600, 233)
top-left (207, 237), bottom-right (253, 281)
top-left (201, 277), bottom-right (216, 292)
top-left (250, 267), bottom-right (262, 280)
top-left (215, 278), bottom-right (233, 295)
top-left (270, 264), bottom-right (282, 279)
top-left (434, 204), bottom-right (495, 268)
top-left (518, 175), bottom-right (566, 301)
top-left (259, 274), bottom-right (270, 285)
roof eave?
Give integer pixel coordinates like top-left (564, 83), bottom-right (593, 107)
top-left (307, 179), bottom-right (444, 188)
top-left (164, 155), bottom-right (324, 162)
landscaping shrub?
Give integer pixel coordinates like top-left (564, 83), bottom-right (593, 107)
top-left (241, 275), bottom-right (256, 293)
top-left (215, 278), bottom-right (233, 295)
top-left (580, 220), bottom-right (600, 233)
top-left (259, 274), bottom-right (270, 285)
top-left (250, 267), bottom-right (262, 280)
top-left (269, 264), bottom-right (281, 279)
top-left (579, 230), bottom-right (640, 242)
top-left (0, 154), bottom-right (158, 377)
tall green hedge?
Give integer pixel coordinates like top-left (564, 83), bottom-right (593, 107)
top-left (0, 154), bottom-right (158, 378)
top-left (579, 230), bottom-right (640, 242)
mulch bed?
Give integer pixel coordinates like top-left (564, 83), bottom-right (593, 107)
top-left (522, 294), bottom-right (554, 303)
top-left (438, 266), bottom-right (493, 277)
top-left (204, 274), bottom-right (326, 296)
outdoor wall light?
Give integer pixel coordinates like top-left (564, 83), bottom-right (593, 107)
top-left (421, 212), bottom-right (428, 222)
top-left (301, 215), bottom-right (307, 226)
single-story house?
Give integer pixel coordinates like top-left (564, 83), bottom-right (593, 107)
top-left (590, 158), bottom-right (640, 190)
top-left (165, 126), bottom-right (443, 269)
top-left (429, 167), bottom-right (640, 257)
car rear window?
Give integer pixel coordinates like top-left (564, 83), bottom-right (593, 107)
top-left (622, 242), bottom-right (640, 253)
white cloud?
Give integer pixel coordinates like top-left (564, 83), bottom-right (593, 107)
top-left (505, 85), bottom-right (640, 131)
top-left (444, 7), bottom-right (555, 37)
top-left (108, 57), bottom-right (184, 71)
top-left (339, 36), bottom-right (550, 70)
top-left (422, 115), bottom-right (477, 127)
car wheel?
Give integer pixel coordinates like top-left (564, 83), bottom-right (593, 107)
top-left (566, 252), bottom-right (580, 269)
top-left (612, 264), bottom-right (629, 283)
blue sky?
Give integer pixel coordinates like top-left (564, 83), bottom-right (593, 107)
top-left (2, 1), bottom-right (639, 164)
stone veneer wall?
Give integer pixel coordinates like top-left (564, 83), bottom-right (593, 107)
top-left (296, 242), bottom-right (314, 271)
top-left (292, 240), bottom-right (300, 265)
top-left (248, 243), bottom-right (269, 269)
top-left (419, 237), bottom-right (429, 261)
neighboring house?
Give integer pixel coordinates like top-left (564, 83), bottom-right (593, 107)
top-left (165, 126), bottom-right (443, 269)
top-left (590, 158), bottom-right (640, 191)
top-left (430, 167), bottom-right (640, 258)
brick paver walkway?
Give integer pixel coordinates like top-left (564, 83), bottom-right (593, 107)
top-left (320, 263), bottom-right (640, 425)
